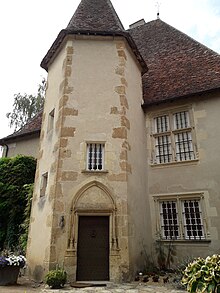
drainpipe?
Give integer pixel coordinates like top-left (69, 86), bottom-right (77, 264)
top-left (1, 144), bottom-right (9, 158)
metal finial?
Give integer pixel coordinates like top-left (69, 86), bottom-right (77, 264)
top-left (155, 1), bottom-right (161, 19)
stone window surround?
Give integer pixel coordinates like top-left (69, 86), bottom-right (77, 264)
top-left (150, 106), bottom-right (199, 166)
top-left (153, 192), bottom-right (211, 242)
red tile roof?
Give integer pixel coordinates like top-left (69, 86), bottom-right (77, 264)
top-left (129, 19), bottom-right (220, 105)
top-left (2, 15), bottom-right (220, 143)
top-left (40, 0), bottom-right (147, 73)
top-left (0, 111), bottom-right (43, 144)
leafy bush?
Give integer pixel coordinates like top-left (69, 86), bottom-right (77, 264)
top-left (0, 155), bottom-right (36, 249)
top-left (45, 269), bottom-right (67, 289)
top-left (182, 254), bottom-right (220, 292)
top-left (18, 183), bottom-right (34, 251)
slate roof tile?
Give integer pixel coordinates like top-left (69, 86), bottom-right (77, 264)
top-left (67, 0), bottom-right (124, 31)
top-left (0, 111), bottom-right (43, 144)
top-left (129, 19), bottom-right (220, 105)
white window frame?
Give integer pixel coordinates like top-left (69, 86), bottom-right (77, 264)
top-left (156, 194), bottom-right (206, 241)
top-left (151, 108), bottom-right (197, 164)
top-left (86, 143), bottom-right (105, 171)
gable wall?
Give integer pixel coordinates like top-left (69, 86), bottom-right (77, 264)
top-left (4, 136), bottom-right (39, 158)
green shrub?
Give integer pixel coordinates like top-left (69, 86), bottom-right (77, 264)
top-left (0, 155), bottom-right (36, 249)
top-left (45, 269), bottom-right (67, 289)
top-left (182, 254), bottom-right (220, 292)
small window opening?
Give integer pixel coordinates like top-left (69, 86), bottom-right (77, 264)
top-left (40, 172), bottom-right (48, 197)
top-left (48, 109), bottom-right (55, 132)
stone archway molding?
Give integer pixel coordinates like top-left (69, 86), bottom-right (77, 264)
top-left (67, 180), bottom-right (119, 252)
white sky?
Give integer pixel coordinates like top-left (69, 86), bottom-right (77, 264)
top-left (0, 0), bottom-right (220, 140)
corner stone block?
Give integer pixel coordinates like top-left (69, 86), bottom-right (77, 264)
top-left (61, 171), bottom-right (78, 181)
top-left (117, 50), bottom-right (127, 60)
top-left (64, 86), bottom-right (74, 95)
top-left (110, 107), bottom-right (119, 114)
top-left (59, 95), bottom-right (69, 109)
top-left (60, 138), bottom-right (68, 148)
top-left (64, 66), bottom-right (72, 77)
top-left (120, 161), bottom-right (132, 173)
top-left (63, 108), bottom-right (78, 116)
top-left (115, 66), bottom-right (125, 76)
top-left (121, 116), bottom-right (130, 130)
top-left (66, 46), bottom-right (74, 54)
top-left (54, 200), bottom-right (65, 212)
top-left (120, 150), bottom-right (128, 161)
top-left (112, 127), bottom-right (127, 139)
top-left (60, 149), bottom-right (72, 158)
top-left (122, 140), bottom-right (131, 151)
top-left (61, 127), bottom-right (76, 137)
top-left (59, 79), bottom-right (68, 94)
top-left (115, 86), bottom-right (126, 95)
top-left (116, 42), bottom-right (125, 50)
top-left (121, 77), bottom-right (128, 87)
top-left (107, 173), bottom-right (128, 182)
top-left (120, 95), bottom-right (129, 109)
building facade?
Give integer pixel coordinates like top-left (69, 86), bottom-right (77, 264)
top-left (1, 0), bottom-right (220, 283)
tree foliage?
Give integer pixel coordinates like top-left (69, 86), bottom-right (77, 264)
top-left (6, 78), bottom-right (46, 132)
top-left (0, 155), bottom-right (36, 250)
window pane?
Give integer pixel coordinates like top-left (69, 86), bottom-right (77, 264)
top-left (175, 131), bottom-right (195, 161)
top-left (155, 135), bottom-right (172, 163)
top-left (182, 200), bottom-right (205, 240)
top-left (87, 143), bottom-right (104, 171)
top-left (160, 201), bottom-right (179, 239)
top-left (174, 111), bottom-right (190, 129)
top-left (154, 115), bottom-right (169, 133)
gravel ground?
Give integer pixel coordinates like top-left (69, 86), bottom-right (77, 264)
top-left (0, 277), bottom-right (186, 293)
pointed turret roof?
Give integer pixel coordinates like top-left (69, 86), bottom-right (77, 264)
top-left (67, 0), bottom-right (124, 32)
top-left (41, 0), bottom-right (147, 73)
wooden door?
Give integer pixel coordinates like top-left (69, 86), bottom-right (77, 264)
top-left (76, 216), bottom-right (109, 281)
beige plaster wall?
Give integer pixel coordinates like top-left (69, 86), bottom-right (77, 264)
top-left (146, 92), bottom-right (220, 262)
top-left (6, 136), bottom-right (40, 158)
top-left (28, 35), bottom-right (146, 282)
top-left (27, 43), bottom-right (67, 281)
top-left (123, 46), bottom-right (151, 276)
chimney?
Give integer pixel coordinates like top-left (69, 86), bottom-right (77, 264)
top-left (129, 19), bottom-right (146, 29)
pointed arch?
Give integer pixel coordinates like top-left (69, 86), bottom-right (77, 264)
top-left (67, 180), bottom-right (119, 252)
top-left (72, 180), bottom-right (116, 212)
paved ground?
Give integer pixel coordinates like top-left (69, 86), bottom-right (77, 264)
top-left (0, 277), bottom-right (186, 293)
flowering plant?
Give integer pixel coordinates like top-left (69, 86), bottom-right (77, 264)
top-left (0, 254), bottom-right (26, 268)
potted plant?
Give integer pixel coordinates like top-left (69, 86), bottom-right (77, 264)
top-left (0, 253), bottom-right (26, 285)
top-left (45, 269), bottom-right (67, 289)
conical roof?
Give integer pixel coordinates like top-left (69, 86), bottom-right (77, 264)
top-left (41, 0), bottom-right (147, 73)
top-left (67, 0), bottom-right (124, 32)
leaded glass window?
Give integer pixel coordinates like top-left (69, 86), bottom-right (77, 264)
top-left (160, 201), bottom-right (180, 239)
top-left (152, 110), bottom-right (196, 164)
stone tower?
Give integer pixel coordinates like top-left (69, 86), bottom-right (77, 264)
top-left (27, 0), bottom-right (151, 282)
